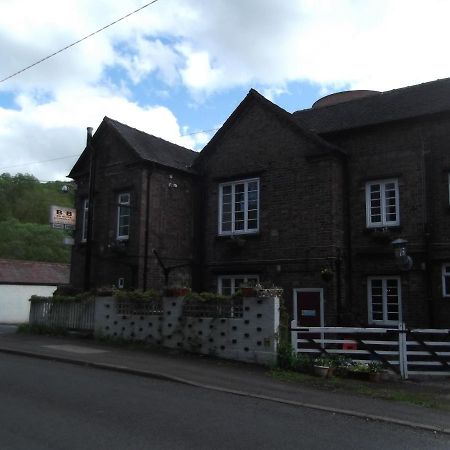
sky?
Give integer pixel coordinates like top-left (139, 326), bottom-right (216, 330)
top-left (1, 0), bottom-right (450, 181)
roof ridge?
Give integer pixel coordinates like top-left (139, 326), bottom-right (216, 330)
top-left (294, 77), bottom-right (450, 115)
top-left (104, 116), bottom-right (197, 155)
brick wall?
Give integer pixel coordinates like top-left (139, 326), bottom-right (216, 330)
top-left (70, 126), bottom-right (196, 292)
top-left (196, 98), bottom-right (346, 324)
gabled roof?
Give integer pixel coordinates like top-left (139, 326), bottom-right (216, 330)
top-left (194, 89), bottom-right (343, 167)
top-left (0, 259), bottom-right (70, 285)
top-left (293, 77), bottom-right (450, 134)
top-left (68, 117), bottom-right (198, 178)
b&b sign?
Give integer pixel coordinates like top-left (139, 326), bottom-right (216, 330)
top-left (49, 205), bottom-right (76, 230)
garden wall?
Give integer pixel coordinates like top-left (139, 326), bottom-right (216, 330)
top-left (94, 295), bottom-right (280, 365)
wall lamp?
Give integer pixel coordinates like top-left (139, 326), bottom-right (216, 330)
top-left (391, 238), bottom-right (413, 271)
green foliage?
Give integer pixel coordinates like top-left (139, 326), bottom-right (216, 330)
top-left (29, 292), bottom-right (93, 303)
top-left (0, 173), bottom-right (75, 263)
top-left (0, 173), bottom-right (74, 224)
top-left (184, 292), bottom-right (230, 303)
top-left (16, 323), bottom-right (68, 336)
top-left (115, 289), bottom-right (161, 302)
top-left (0, 218), bottom-right (71, 262)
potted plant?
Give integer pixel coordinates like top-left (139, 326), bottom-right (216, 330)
top-left (313, 355), bottom-right (332, 378)
top-left (367, 361), bottom-right (384, 382)
top-left (320, 268), bottom-right (333, 282)
top-left (165, 286), bottom-right (191, 297)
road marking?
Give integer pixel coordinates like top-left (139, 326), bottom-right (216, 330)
top-left (43, 345), bottom-right (109, 354)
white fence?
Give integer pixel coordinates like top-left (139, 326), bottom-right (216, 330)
top-left (29, 298), bottom-right (95, 331)
top-left (291, 321), bottom-right (450, 379)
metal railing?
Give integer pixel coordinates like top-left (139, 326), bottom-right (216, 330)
top-left (29, 298), bottom-right (95, 331)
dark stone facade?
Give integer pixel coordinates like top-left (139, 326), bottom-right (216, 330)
top-left (69, 80), bottom-right (450, 328)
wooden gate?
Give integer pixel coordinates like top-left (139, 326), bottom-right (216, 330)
top-left (291, 322), bottom-right (450, 379)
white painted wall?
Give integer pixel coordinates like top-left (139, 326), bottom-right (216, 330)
top-left (0, 285), bottom-right (57, 324)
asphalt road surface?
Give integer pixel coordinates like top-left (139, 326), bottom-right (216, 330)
top-left (0, 353), bottom-right (449, 450)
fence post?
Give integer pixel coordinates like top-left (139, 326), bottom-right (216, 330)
top-left (290, 320), bottom-right (297, 353)
top-left (398, 322), bottom-right (408, 380)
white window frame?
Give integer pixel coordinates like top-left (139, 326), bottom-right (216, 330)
top-left (81, 199), bottom-right (89, 242)
top-left (442, 264), bottom-right (450, 297)
top-left (217, 275), bottom-right (260, 295)
top-left (367, 276), bottom-right (402, 325)
top-left (218, 178), bottom-right (259, 235)
top-left (117, 193), bottom-right (130, 240)
top-left (365, 179), bottom-right (400, 228)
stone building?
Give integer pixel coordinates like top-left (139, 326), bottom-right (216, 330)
top-left (69, 78), bottom-right (450, 328)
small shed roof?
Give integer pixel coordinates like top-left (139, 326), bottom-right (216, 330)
top-left (0, 259), bottom-right (70, 285)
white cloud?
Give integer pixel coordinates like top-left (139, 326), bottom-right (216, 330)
top-left (0, 86), bottom-right (203, 181)
top-left (2, 0), bottom-right (450, 180)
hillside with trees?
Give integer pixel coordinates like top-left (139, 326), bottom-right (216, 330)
top-left (0, 173), bottom-right (75, 263)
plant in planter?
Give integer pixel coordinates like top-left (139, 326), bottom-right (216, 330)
top-left (313, 354), bottom-right (333, 377)
top-left (165, 286), bottom-right (191, 297)
top-left (328, 354), bottom-right (354, 377)
top-left (320, 267), bottom-right (333, 282)
top-left (367, 361), bottom-right (384, 381)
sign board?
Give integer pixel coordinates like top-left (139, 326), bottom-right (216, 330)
top-left (49, 205), bottom-right (76, 230)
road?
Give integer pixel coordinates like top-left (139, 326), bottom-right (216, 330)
top-left (0, 353), bottom-right (448, 450)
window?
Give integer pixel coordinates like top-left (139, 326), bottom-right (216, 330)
top-left (81, 199), bottom-right (89, 242)
top-left (365, 179), bottom-right (399, 227)
top-left (367, 277), bottom-right (401, 325)
top-left (117, 193), bottom-right (130, 240)
top-left (217, 275), bottom-right (259, 296)
top-left (442, 264), bottom-right (450, 297)
top-left (219, 178), bottom-right (259, 235)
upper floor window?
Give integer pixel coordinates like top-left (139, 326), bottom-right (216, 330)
top-left (365, 179), bottom-right (399, 228)
top-left (217, 275), bottom-right (259, 296)
top-left (442, 264), bottom-right (450, 297)
top-left (117, 193), bottom-right (130, 240)
top-left (367, 276), bottom-right (401, 325)
top-left (219, 178), bottom-right (259, 235)
top-left (81, 199), bottom-right (89, 242)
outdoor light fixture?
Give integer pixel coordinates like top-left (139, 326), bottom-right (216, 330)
top-left (391, 238), bottom-right (413, 271)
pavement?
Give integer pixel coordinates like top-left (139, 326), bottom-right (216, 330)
top-left (1, 325), bottom-right (450, 435)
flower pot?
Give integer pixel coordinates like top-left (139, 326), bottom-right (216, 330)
top-left (369, 372), bottom-right (381, 382)
top-left (349, 370), bottom-right (370, 381)
top-left (165, 288), bottom-right (190, 297)
top-left (241, 287), bottom-right (256, 297)
top-left (313, 365), bottom-right (330, 378)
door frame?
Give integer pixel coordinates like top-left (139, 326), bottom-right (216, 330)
top-left (293, 288), bottom-right (324, 327)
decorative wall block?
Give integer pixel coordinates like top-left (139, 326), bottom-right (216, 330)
top-left (94, 295), bottom-right (280, 365)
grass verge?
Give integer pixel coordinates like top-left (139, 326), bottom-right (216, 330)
top-left (269, 368), bottom-right (450, 411)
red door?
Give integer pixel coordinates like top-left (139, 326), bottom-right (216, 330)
top-left (295, 290), bottom-right (322, 327)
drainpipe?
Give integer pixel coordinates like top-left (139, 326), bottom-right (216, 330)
top-left (343, 154), bottom-right (352, 325)
top-left (84, 127), bottom-right (95, 292)
top-left (142, 167), bottom-right (152, 291)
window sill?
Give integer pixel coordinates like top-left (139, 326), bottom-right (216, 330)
top-left (216, 232), bottom-right (260, 241)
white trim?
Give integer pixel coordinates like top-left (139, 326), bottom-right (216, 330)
top-left (367, 276), bottom-right (402, 325)
top-left (218, 178), bottom-right (259, 235)
top-left (217, 274), bottom-right (259, 295)
top-left (365, 179), bottom-right (400, 228)
top-left (116, 192), bottom-right (130, 240)
top-left (293, 288), bottom-right (324, 328)
top-left (442, 263), bottom-right (450, 297)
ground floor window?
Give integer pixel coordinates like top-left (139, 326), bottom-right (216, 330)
top-left (367, 276), bottom-right (401, 325)
top-left (217, 275), bottom-right (259, 296)
top-left (442, 264), bottom-right (450, 297)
